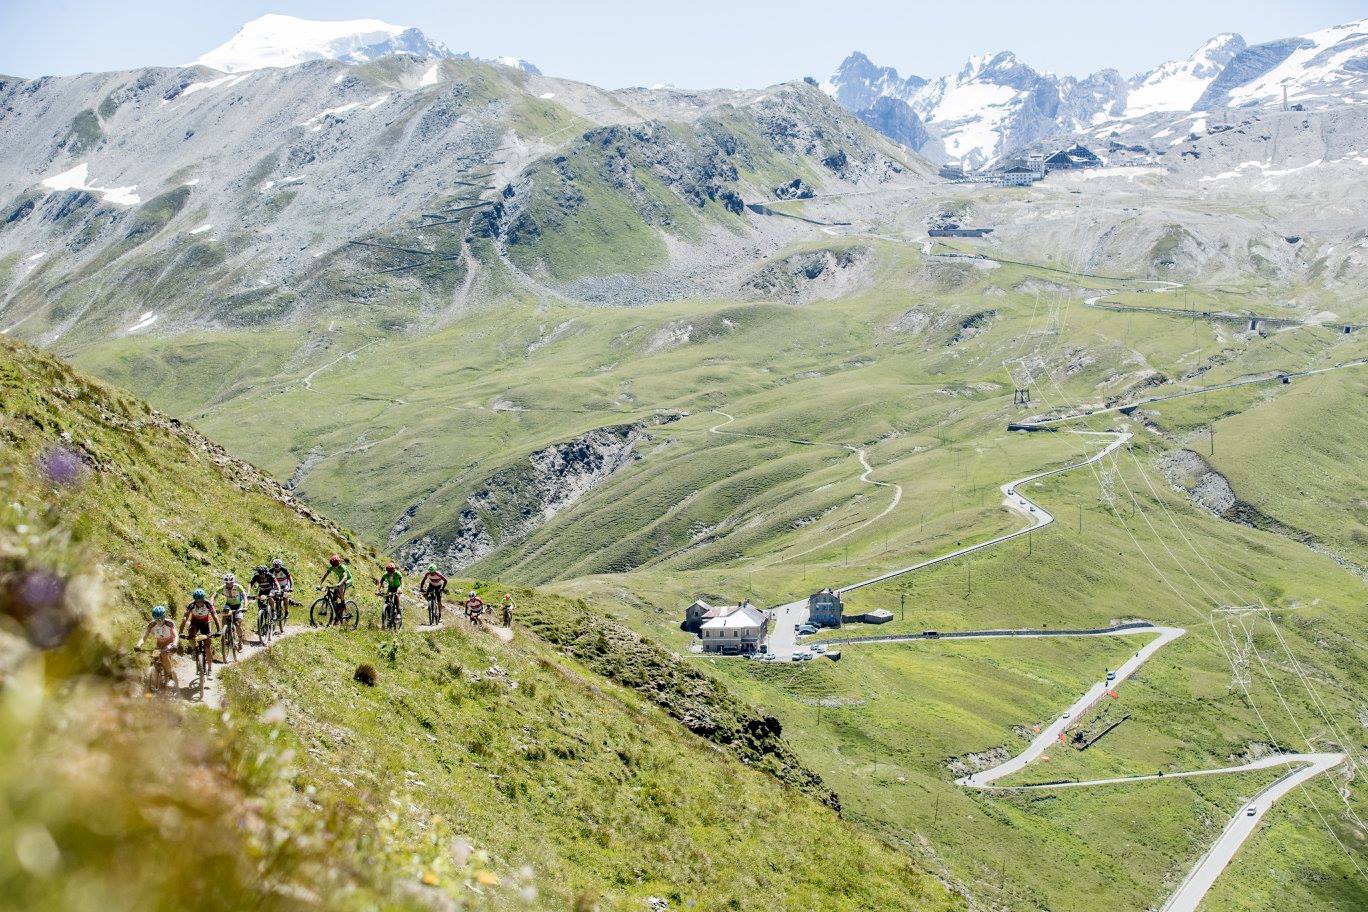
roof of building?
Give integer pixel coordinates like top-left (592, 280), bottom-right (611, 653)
top-left (700, 602), bottom-right (767, 631)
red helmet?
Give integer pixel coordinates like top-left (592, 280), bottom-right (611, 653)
top-left (329, 555), bottom-right (341, 566)
top-left (385, 561), bottom-right (395, 571)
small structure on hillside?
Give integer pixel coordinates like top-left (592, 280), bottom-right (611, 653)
top-left (855, 608), bottom-right (894, 624)
top-left (698, 601), bottom-right (770, 655)
top-left (1044, 144), bottom-right (1102, 171)
top-left (683, 599), bottom-right (720, 633)
top-left (928, 227), bottom-right (993, 238)
top-left (997, 165), bottom-right (1037, 186)
top-left (808, 588), bottom-right (844, 628)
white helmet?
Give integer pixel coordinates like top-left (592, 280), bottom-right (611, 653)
top-left (224, 572), bottom-right (235, 584)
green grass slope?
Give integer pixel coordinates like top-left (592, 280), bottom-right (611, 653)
top-left (0, 336), bottom-right (959, 911)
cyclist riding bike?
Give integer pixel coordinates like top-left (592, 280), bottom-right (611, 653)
top-left (250, 564), bottom-right (277, 599)
top-left (180, 588), bottom-right (221, 650)
top-left (500, 593), bottom-right (514, 627)
top-left (419, 564), bottom-right (447, 609)
top-left (464, 589), bottom-right (485, 624)
top-left (269, 558), bottom-right (294, 616)
top-left (319, 554), bottom-right (351, 598)
top-left (377, 562), bottom-right (403, 624)
top-left (250, 564), bottom-right (278, 622)
top-left (137, 605), bottom-right (180, 690)
top-left (215, 573), bottom-right (248, 644)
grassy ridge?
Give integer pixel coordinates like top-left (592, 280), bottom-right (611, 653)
top-left (0, 336), bottom-right (959, 910)
top-left (224, 622), bottom-right (959, 912)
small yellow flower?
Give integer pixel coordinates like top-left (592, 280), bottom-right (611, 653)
top-left (476, 871), bottom-right (500, 887)
top-left (421, 871), bottom-right (439, 886)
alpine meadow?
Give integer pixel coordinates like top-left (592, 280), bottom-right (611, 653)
top-left (1, 8), bottom-right (1365, 912)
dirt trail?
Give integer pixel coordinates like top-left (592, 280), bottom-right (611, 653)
top-left (163, 602), bottom-right (514, 708)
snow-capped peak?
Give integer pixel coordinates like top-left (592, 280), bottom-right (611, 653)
top-left (190, 14), bottom-right (454, 73)
top-left (1123, 32), bottom-right (1246, 118)
top-left (495, 56), bottom-right (543, 76)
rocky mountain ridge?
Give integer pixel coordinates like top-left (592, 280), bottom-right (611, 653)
top-left (827, 17), bottom-right (1368, 168)
top-left (0, 51), bottom-right (921, 346)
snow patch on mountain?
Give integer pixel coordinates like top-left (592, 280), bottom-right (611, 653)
top-left (1226, 18), bottom-right (1368, 107)
top-left (191, 14), bottom-right (454, 72)
top-left (1124, 33), bottom-right (1245, 117)
top-left (40, 163), bottom-right (141, 206)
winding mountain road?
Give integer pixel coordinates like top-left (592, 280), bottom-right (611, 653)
top-left (709, 409), bottom-right (1348, 911)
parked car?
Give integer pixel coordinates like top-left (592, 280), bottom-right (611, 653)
top-left (922, 630), bottom-right (940, 638)
top-left (797, 624), bottom-right (818, 635)
top-left (812, 644), bottom-right (828, 654)
top-left (1061, 712), bottom-right (1071, 720)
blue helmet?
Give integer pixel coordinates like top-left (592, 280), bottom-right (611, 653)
top-left (152, 605), bottom-right (167, 619)
top-left (193, 588), bottom-right (206, 600)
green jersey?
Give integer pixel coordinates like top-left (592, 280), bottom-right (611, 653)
top-left (321, 563), bottom-right (352, 587)
top-left (379, 570), bottom-right (403, 593)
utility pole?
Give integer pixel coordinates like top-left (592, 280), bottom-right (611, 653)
top-left (1078, 502), bottom-right (1083, 535)
top-left (1028, 529), bottom-right (1033, 556)
top-left (967, 560), bottom-right (972, 598)
top-left (900, 591), bottom-right (906, 621)
top-left (1209, 423), bottom-right (1215, 456)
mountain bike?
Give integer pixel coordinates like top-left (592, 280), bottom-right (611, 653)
top-left (191, 632), bottom-right (219, 701)
top-left (219, 610), bottom-right (241, 663)
top-left (272, 589), bottom-right (291, 634)
top-left (310, 586), bottom-right (359, 629)
top-left (380, 590), bottom-right (403, 631)
top-left (424, 589), bottom-right (443, 626)
top-left (255, 592), bottom-right (275, 646)
top-left (136, 646), bottom-right (174, 694)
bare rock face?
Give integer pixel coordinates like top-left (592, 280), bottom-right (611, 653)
top-left (743, 245), bottom-right (871, 304)
top-left (398, 416), bottom-right (678, 570)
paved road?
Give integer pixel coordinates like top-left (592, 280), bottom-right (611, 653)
top-left (839, 430), bottom-right (1131, 593)
top-left (1158, 753), bottom-right (1346, 912)
top-left (718, 414), bottom-right (1349, 909)
top-left (838, 621), bottom-right (1346, 912)
top-left (752, 429), bottom-right (1129, 658)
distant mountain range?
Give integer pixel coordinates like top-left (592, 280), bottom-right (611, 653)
top-left (824, 17), bottom-right (1368, 168)
top-left (191, 13), bottom-right (541, 76)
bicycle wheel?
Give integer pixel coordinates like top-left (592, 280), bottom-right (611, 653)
top-left (345, 599), bottom-right (360, 630)
top-left (276, 598), bottom-right (288, 634)
top-left (257, 606), bottom-right (273, 645)
top-left (309, 597), bottom-right (330, 628)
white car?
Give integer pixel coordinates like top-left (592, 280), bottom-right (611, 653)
top-left (812, 644), bottom-right (828, 654)
top-left (1245, 805), bottom-right (1257, 817)
top-left (1061, 712), bottom-right (1071, 720)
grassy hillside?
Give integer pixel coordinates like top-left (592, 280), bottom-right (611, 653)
top-left (224, 618), bottom-right (956, 912)
top-left (0, 337), bottom-right (959, 911)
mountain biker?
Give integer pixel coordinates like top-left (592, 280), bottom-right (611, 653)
top-left (377, 562), bottom-right (403, 621)
top-left (269, 560), bottom-right (294, 618)
top-left (249, 564), bottom-right (277, 624)
top-left (318, 555), bottom-right (351, 604)
top-left (137, 605), bottom-right (180, 690)
top-left (215, 573), bottom-right (248, 645)
top-left (180, 588), bottom-right (221, 652)
top-left (500, 593), bottom-right (514, 627)
top-left (419, 564), bottom-right (447, 611)
top-left (250, 564), bottom-right (277, 599)
top-left (464, 589), bottom-right (484, 624)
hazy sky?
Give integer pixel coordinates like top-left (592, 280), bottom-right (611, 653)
top-left (2, 0), bottom-right (1364, 88)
